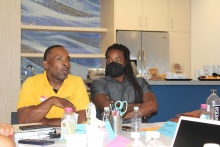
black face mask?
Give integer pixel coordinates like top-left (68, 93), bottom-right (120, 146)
top-left (106, 62), bottom-right (124, 77)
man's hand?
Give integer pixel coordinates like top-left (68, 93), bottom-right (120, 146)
top-left (50, 96), bottom-right (76, 111)
top-left (18, 96), bottom-right (76, 125)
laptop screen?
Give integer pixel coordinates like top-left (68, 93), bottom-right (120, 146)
top-left (172, 116), bottom-right (220, 147)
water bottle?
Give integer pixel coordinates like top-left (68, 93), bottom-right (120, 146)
top-left (206, 89), bottom-right (220, 120)
top-left (206, 104), bottom-right (210, 120)
top-left (126, 132), bottom-right (145, 147)
top-left (145, 131), bottom-right (165, 147)
top-left (87, 102), bottom-right (96, 125)
top-left (200, 104), bottom-right (209, 119)
top-left (131, 107), bottom-right (142, 132)
top-left (213, 99), bottom-right (220, 121)
top-left (60, 107), bottom-right (76, 140)
top-left (102, 107), bottom-right (110, 122)
top-left (98, 121), bottom-right (110, 147)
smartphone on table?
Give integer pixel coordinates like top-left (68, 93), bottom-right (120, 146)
top-left (18, 139), bottom-right (55, 145)
top-left (122, 126), bottom-right (131, 131)
top-left (19, 124), bottom-right (51, 130)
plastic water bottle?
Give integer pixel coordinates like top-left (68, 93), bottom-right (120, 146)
top-left (60, 107), bottom-right (76, 140)
top-left (98, 121), bottom-right (110, 147)
top-left (102, 107), bottom-right (110, 122)
top-left (87, 102), bottom-right (96, 125)
top-left (131, 107), bottom-right (142, 132)
top-left (206, 89), bottom-right (220, 120)
top-left (126, 132), bottom-right (145, 147)
top-left (206, 104), bottom-right (210, 120)
top-left (200, 104), bottom-right (209, 119)
top-left (145, 131), bottom-right (165, 147)
top-left (213, 98), bottom-right (220, 121)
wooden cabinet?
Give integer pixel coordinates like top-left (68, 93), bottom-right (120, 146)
top-left (169, 0), bottom-right (191, 32)
top-left (114, 0), bottom-right (168, 31)
top-left (114, 0), bottom-right (142, 30)
top-left (142, 0), bottom-right (168, 31)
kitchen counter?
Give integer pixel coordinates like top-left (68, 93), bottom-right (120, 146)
top-left (148, 80), bottom-right (220, 85)
top-left (84, 78), bottom-right (220, 123)
top-left (84, 79), bottom-right (220, 85)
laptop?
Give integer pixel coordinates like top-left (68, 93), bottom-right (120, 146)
top-left (171, 116), bottom-right (220, 147)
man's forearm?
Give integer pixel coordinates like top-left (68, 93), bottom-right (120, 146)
top-left (40, 118), bottom-right (61, 127)
top-left (124, 101), bottom-right (157, 120)
top-left (123, 103), bottom-right (140, 120)
top-left (77, 110), bottom-right (87, 124)
top-left (18, 98), bottom-right (54, 124)
top-left (93, 94), bottom-right (111, 111)
top-left (126, 103), bottom-right (140, 112)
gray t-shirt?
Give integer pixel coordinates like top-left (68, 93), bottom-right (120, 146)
top-left (90, 75), bottom-right (152, 123)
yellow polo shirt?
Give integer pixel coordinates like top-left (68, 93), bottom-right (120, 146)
top-left (17, 71), bottom-right (90, 118)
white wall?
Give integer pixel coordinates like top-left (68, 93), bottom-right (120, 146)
top-left (0, 0), bottom-right (21, 123)
top-left (191, 0), bottom-right (220, 77)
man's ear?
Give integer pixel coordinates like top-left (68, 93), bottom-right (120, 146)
top-left (43, 61), bottom-right (49, 69)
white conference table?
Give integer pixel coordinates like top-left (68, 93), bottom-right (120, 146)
top-left (14, 122), bottom-right (173, 147)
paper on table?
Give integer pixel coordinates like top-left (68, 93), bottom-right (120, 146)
top-left (141, 126), bottom-right (161, 131)
top-left (141, 122), bottom-right (165, 131)
top-left (107, 135), bottom-right (130, 147)
top-left (105, 121), bottom-right (116, 141)
top-left (157, 121), bottom-right (177, 138)
top-left (75, 124), bottom-right (86, 134)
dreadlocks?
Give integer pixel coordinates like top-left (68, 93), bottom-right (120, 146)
top-left (105, 43), bottom-right (143, 103)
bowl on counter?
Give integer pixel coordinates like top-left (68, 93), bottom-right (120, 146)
top-left (88, 68), bottom-right (105, 79)
top-left (136, 74), bottom-right (151, 80)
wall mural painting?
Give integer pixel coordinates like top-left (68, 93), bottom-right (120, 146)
top-left (21, 0), bottom-right (101, 83)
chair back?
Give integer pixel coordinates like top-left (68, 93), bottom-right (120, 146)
top-left (11, 112), bottom-right (18, 124)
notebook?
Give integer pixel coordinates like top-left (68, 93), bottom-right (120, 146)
top-left (13, 123), bottom-right (55, 140)
top-left (171, 116), bottom-right (220, 147)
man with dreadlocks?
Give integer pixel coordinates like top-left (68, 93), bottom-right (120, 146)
top-left (90, 43), bottom-right (157, 123)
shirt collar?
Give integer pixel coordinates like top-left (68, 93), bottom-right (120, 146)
top-left (43, 70), bottom-right (68, 87)
top-left (106, 75), bottom-right (128, 83)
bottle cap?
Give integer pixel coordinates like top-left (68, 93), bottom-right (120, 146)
top-left (104, 107), bottom-right (109, 111)
top-left (146, 131), bottom-right (160, 139)
top-left (134, 107), bottom-right (139, 111)
top-left (151, 131), bottom-right (160, 139)
top-left (98, 121), bottom-right (105, 128)
top-left (211, 89), bottom-right (217, 94)
top-left (201, 104), bottom-right (207, 109)
top-left (130, 132), bottom-right (140, 139)
top-left (65, 107), bottom-right (73, 112)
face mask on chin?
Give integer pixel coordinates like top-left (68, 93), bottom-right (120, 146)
top-left (106, 62), bottom-right (124, 78)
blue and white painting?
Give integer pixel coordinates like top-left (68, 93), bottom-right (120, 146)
top-left (21, 0), bottom-right (100, 27)
top-left (21, 0), bottom-right (102, 82)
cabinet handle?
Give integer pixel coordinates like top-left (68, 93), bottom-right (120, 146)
top-left (145, 16), bottom-right (147, 29)
top-left (139, 16), bottom-right (142, 28)
top-left (170, 17), bottom-right (173, 29)
top-left (138, 48), bottom-right (142, 74)
top-left (142, 49), bottom-right (146, 75)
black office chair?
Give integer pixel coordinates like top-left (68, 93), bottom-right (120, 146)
top-left (11, 112), bottom-right (18, 125)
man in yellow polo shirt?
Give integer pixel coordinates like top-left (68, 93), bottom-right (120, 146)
top-left (17, 45), bottom-right (90, 127)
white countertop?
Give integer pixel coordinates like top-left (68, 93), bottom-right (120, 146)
top-left (84, 79), bottom-right (220, 86)
top-left (148, 80), bottom-right (220, 85)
